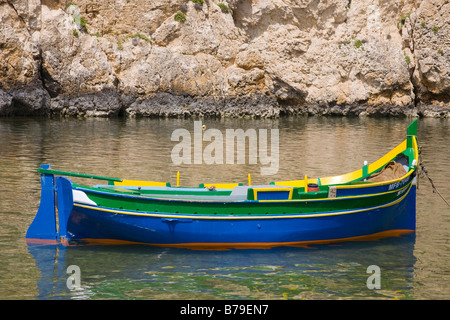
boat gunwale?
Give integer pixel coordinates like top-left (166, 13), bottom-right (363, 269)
top-left (272, 136), bottom-right (418, 189)
top-left (72, 170), bottom-right (415, 204)
top-left (333, 136), bottom-right (418, 190)
top-left (333, 168), bottom-right (415, 190)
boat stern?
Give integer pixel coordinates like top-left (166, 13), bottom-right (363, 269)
top-left (26, 165), bottom-right (74, 244)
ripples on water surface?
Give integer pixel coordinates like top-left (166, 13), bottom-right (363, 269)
top-left (0, 116), bottom-right (448, 300)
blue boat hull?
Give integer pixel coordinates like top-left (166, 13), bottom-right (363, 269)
top-left (63, 184), bottom-right (416, 248)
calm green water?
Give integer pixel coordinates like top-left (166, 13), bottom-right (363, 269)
top-left (0, 116), bottom-right (449, 300)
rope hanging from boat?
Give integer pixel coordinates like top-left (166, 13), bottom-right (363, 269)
top-left (417, 141), bottom-right (450, 208)
top-left (420, 165), bottom-right (450, 208)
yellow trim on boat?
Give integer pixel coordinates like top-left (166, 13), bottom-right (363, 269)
top-left (367, 140), bottom-right (406, 175)
top-left (335, 169), bottom-right (414, 189)
top-left (114, 179), bottom-right (168, 187)
top-left (272, 139), bottom-right (412, 188)
top-left (337, 137), bottom-right (418, 189)
top-left (319, 169), bottom-right (363, 186)
top-left (203, 183), bottom-right (242, 189)
top-left (273, 178), bottom-right (320, 188)
top-left (412, 136), bottom-right (418, 160)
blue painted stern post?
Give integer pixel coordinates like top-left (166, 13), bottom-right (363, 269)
top-left (26, 164), bottom-right (73, 243)
top-left (26, 165), bottom-right (58, 242)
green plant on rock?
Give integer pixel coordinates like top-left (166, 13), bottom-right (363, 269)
top-left (73, 29), bottom-right (79, 37)
top-left (354, 39), bottom-right (363, 49)
top-left (433, 25), bottom-right (439, 34)
top-left (420, 21), bottom-right (425, 27)
top-left (437, 49), bottom-right (443, 55)
top-left (117, 37), bottom-right (129, 50)
top-left (131, 33), bottom-right (152, 43)
top-left (78, 17), bottom-right (88, 33)
top-left (175, 12), bottom-right (186, 22)
top-left (189, 0), bottom-right (204, 4)
top-left (405, 55), bottom-right (411, 64)
top-left (218, 3), bottom-right (230, 13)
top-left (117, 39), bottom-right (124, 50)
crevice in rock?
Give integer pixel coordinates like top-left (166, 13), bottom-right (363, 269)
top-left (38, 49), bottom-right (61, 99)
top-left (399, 12), bottom-right (420, 112)
top-left (114, 76), bottom-right (127, 118)
top-left (6, 0), bottom-right (27, 28)
top-left (408, 18), bottom-right (420, 111)
top-left (411, 74), bottom-right (420, 111)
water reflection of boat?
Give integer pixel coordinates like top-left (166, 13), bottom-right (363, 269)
top-left (26, 121), bottom-right (418, 249)
top-left (27, 236), bottom-right (417, 299)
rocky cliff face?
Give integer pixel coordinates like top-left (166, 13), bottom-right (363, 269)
top-left (0, 0), bottom-right (449, 117)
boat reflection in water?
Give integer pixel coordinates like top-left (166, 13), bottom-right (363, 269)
top-left (27, 233), bottom-right (417, 300)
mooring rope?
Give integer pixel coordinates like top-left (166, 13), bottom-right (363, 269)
top-left (420, 165), bottom-right (450, 208)
top-left (417, 141), bottom-right (450, 208)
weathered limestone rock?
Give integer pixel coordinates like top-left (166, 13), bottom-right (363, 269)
top-left (0, 0), bottom-right (48, 115)
top-left (409, 0), bottom-right (450, 117)
top-left (0, 0), bottom-right (448, 117)
top-left (39, 5), bottom-right (120, 117)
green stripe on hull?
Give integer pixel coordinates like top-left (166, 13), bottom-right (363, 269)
top-left (75, 181), bottom-right (413, 216)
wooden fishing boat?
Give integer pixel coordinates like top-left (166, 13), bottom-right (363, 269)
top-left (26, 120), bottom-right (419, 249)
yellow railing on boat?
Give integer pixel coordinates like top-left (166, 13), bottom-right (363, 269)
top-left (114, 179), bottom-right (170, 187)
top-left (200, 183), bottom-right (243, 189)
top-left (272, 137), bottom-right (416, 188)
top-left (335, 169), bottom-right (415, 189)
